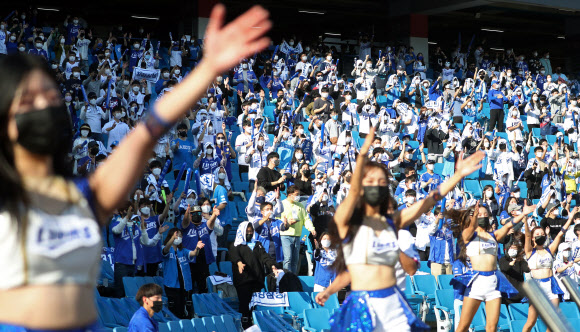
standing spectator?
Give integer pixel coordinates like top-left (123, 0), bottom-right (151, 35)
top-left (539, 52), bottom-right (552, 76)
top-left (102, 107), bottom-right (131, 152)
top-left (280, 185), bottom-right (316, 274)
top-left (256, 152), bottom-right (286, 192)
top-left (229, 222), bottom-right (279, 328)
top-left (128, 283), bottom-right (163, 332)
top-left (498, 235), bottom-right (529, 304)
top-left (313, 232), bottom-right (337, 291)
top-left (488, 79), bottom-right (507, 132)
top-left (162, 228), bottom-right (205, 318)
top-left (212, 176), bottom-right (232, 248)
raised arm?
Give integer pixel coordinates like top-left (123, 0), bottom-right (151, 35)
top-left (494, 202), bottom-right (536, 241)
top-left (89, 5), bottom-right (271, 223)
top-left (394, 151), bottom-right (484, 229)
top-left (548, 206), bottom-right (577, 254)
top-left (334, 127), bottom-right (375, 239)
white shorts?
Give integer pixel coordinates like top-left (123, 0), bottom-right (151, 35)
top-left (538, 278), bottom-right (559, 300)
top-left (465, 274), bottom-right (501, 302)
top-left (367, 293), bottom-right (411, 332)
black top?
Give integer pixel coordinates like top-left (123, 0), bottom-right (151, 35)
top-left (256, 166), bottom-right (283, 192)
top-left (499, 256), bottom-right (530, 301)
top-left (294, 177), bottom-right (313, 196)
top-left (425, 128), bottom-right (448, 155)
top-left (229, 241), bottom-right (276, 287)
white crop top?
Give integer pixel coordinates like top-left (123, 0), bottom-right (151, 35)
top-left (342, 216), bottom-right (399, 266)
top-left (527, 248), bottom-right (554, 270)
top-left (0, 178), bottom-right (102, 289)
top-left (465, 232), bottom-right (498, 257)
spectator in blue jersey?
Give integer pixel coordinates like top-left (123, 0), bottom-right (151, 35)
top-left (162, 228), bottom-right (205, 318)
top-left (111, 205), bottom-right (169, 297)
top-left (27, 37), bottom-right (48, 60)
top-left (251, 201), bottom-right (287, 263)
top-left (181, 204), bottom-right (220, 293)
top-left (139, 193), bottom-right (173, 277)
top-left (171, 123), bottom-right (198, 179)
top-left (213, 174), bottom-right (232, 248)
top-left (313, 232), bottom-right (337, 292)
top-left (420, 160), bottom-right (442, 195)
top-left (194, 142), bottom-right (223, 175)
top-left (63, 15), bottom-right (81, 45)
top-left (128, 283), bottom-right (163, 332)
top-left (488, 79), bottom-right (507, 132)
top-left (429, 206), bottom-right (454, 276)
top-left (233, 60), bottom-right (257, 94)
top-left (125, 34), bottom-right (144, 73)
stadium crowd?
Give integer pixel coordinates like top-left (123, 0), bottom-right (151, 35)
top-left (4, 5), bottom-right (580, 332)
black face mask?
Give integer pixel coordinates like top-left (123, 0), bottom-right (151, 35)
top-left (535, 235), bottom-right (547, 246)
top-left (363, 186), bottom-right (389, 207)
top-left (179, 131), bottom-right (187, 137)
top-left (246, 233), bottom-right (254, 243)
top-left (303, 169), bottom-right (310, 177)
top-left (477, 217), bottom-right (489, 229)
top-left (15, 105), bottom-right (72, 155)
top-left (151, 300), bottom-right (163, 313)
top-left (191, 212), bottom-right (202, 224)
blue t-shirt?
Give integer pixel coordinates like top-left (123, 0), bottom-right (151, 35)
top-left (314, 249), bottom-right (337, 287)
top-left (171, 138), bottom-right (195, 171)
top-left (420, 172), bottom-right (442, 195)
top-left (212, 185), bottom-right (232, 226)
top-left (128, 307), bottom-right (158, 332)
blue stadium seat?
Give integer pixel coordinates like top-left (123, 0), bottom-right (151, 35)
top-left (508, 303), bottom-right (529, 321)
top-left (498, 304), bottom-right (510, 332)
top-left (560, 301), bottom-right (580, 319)
top-left (413, 274), bottom-right (437, 320)
top-left (220, 314), bottom-right (241, 332)
top-left (434, 289), bottom-right (455, 332)
top-left (464, 303), bottom-right (486, 331)
top-left (532, 127), bottom-right (541, 138)
top-left (122, 277), bottom-right (140, 298)
top-left (304, 308), bottom-right (331, 332)
top-left (209, 262), bottom-right (219, 275)
top-left (96, 297), bottom-right (123, 328)
top-left (298, 276), bottom-right (315, 293)
top-left (113, 328), bottom-right (127, 332)
top-left (253, 310), bottom-right (298, 332)
top-left (191, 318), bottom-right (206, 332)
top-left (434, 163), bottom-right (444, 175)
top-left (404, 276), bottom-right (423, 317)
top-left (546, 135), bottom-right (557, 145)
top-left (418, 261), bottom-right (430, 273)
top-left (464, 179), bottom-right (483, 198)
top-left (437, 275), bottom-right (453, 290)
top-left (284, 292), bottom-right (313, 320)
top-left (510, 320), bottom-right (537, 332)
top-left (219, 261), bottom-right (233, 276)
top-left (179, 319), bottom-right (196, 332)
top-left (201, 316), bottom-right (218, 332)
top-left (311, 292), bottom-right (339, 310)
top-left (516, 181), bottom-right (528, 198)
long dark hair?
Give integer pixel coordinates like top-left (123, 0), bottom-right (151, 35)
top-left (444, 207), bottom-right (476, 264)
top-left (329, 162), bottom-right (393, 273)
top-left (164, 228), bottom-right (183, 250)
top-left (0, 54), bottom-right (72, 220)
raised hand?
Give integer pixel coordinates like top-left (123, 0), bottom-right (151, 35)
top-left (202, 5), bottom-right (271, 74)
top-left (456, 151), bottom-right (484, 177)
top-left (159, 224), bottom-right (170, 233)
top-left (359, 126), bottom-right (375, 156)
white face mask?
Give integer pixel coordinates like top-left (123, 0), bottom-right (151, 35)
top-left (201, 205), bottom-right (211, 214)
top-left (345, 95), bottom-right (352, 101)
top-left (206, 148), bottom-right (213, 155)
top-left (321, 239), bottom-right (331, 248)
top-left (345, 137), bottom-right (352, 144)
top-left (163, 72), bottom-right (170, 79)
top-left (186, 198), bottom-right (196, 206)
top-left (210, 103), bottom-right (217, 109)
top-left (297, 129), bottom-right (304, 135)
top-left (134, 43), bottom-right (140, 49)
top-left (508, 249), bottom-right (518, 258)
top-left (326, 56), bottom-right (332, 61)
top-left (321, 92), bottom-right (329, 98)
top-left (174, 69), bottom-right (181, 75)
top-left (89, 99), bottom-right (97, 105)
top-left (426, 164), bottom-right (434, 171)
top-left (73, 72), bottom-right (80, 78)
top-left (123, 80), bottom-right (130, 86)
top-left (301, 56), bottom-right (307, 61)
top-left (406, 196), bottom-right (415, 204)
top-left (51, 64), bottom-right (58, 69)
top-left (242, 63), bottom-right (248, 69)
top-left (257, 140), bottom-right (265, 147)
top-left (36, 43), bottom-right (43, 48)
top-left (11, 36), bottom-right (16, 41)
top-left (173, 237), bottom-right (182, 245)
top-left (321, 195), bottom-right (328, 202)
top-left (218, 172), bottom-right (226, 180)
top-left (150, 168), bottom-right (161, 176)
top-left (69, 56), bottom-right (76, 62)
top-left (485, 190), bottom-right (493, 199)
top-left (140, 206), bottom-right (150, 215)
top-left (484, 142), bottom-right (490, 148)
top-left (133, 86), bottom-right (140, 92)
top-left (532, 96), bottom-right (538, 101)
top-left (18, 46), bottom-right (25, 52)
top-left (296, 153), bottom-right (303, 159)
top-left (513, 192), bottom-right (520, 198)
top-left (216, 139), bottom-right (225, 145)
top-left (81, 130), bottom-right (89, 137)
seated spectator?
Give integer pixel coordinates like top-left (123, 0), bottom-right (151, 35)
top-left (128, 283), bottom-right (164, 332)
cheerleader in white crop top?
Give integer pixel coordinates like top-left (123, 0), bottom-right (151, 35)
top-left (0, 11), bottom-right (271, 331)
top-left (452, 201), bottom-right (536, 332)
top-left (520, 206), bottom-right (576, 332)
top-left (329, 128), bottom-right (484, 332)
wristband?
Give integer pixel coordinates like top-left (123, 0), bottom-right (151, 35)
top-left (144, 107), bottom-right (175, 140)
top-left (562, 227), bottom-right (568, 233)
